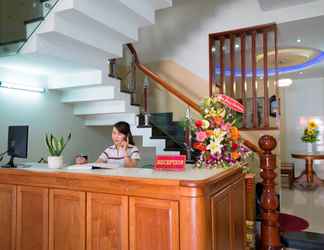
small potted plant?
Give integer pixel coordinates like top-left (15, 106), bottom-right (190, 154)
top-left (45, 133), bottom-right (71, 168)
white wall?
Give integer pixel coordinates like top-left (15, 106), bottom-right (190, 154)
top-left (281, 77), bottom-right (324, 177)
top-left (136, 0), bottom-right (324, 80)
top-left (0, 87), bottom-right (113, 165)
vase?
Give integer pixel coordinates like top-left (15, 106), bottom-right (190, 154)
top-left (306, 143), bottom-right (314, 154)
top-left (48, 156), bottom-right (63, 169)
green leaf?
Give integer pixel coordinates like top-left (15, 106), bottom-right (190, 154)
top-left (45, 134), bottom-right (54, 156)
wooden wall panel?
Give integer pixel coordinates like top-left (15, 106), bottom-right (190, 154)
top-left (49, 189), bottom-right (85, 250)
top-left (0, 184), bottom-right (16, 250)
top-left (17, 186), bottom-right (48, 250)
top-left (87, 193), bottom-right (128, 250)
top-left (129, 197), bottom-right (179, 250)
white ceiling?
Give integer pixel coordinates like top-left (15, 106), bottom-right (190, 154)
top-left (258, 0), bottom-right (321, 11)
top-left (278, 14), bottom-right (324, 79)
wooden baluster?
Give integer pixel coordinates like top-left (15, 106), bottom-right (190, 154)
top-left (274, 27), bottom-right (280, 119)
top-left (184, 107), bottom-right (193, 163)
top-left (230, 34), bottom-right (235, 97)
top-left (209, 35), bottom-right (214, 97)
top-left (108, 59), bottom-right (117, 78)
top-left (143, 76), bottom-right (149, 126)
top-left (258, 135), bottom-right (282, 250)
top-left (251, 31), bottom-right (258, 128)
top-left (220, 37), bottom-right (225, 94)
top-left (240, 34), bottom-right (247, 128)
top-left (263, 31), bottom-right (270, 128)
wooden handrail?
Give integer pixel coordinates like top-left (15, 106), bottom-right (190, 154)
top-left (126, 43), bottom-right (201, 113)
top-left (243, 139), bottom-right (262, 156)
top-left (127, 43), bottom-right (263, 156)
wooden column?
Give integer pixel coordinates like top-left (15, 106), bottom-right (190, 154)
top-left (240, 34), bottom-right (247, 128)
top-left (258, 135), bottom-right (281, 250)
top-left (209, 35), bottom-right (214, 97)
top-left (220, 37), bottom-right (225, 94)
top-left (274, 28), bottom-right (280, 119)
top-left (263, 31), bottom-right (269, 128)
top-left (230, 34), bottom-right (235, 97)
top-left (251, 31), bottom-right (258, 128)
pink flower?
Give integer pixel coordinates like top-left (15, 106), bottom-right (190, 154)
top-left (195, 131), bottom-right (208, 142)
top-left (221, 122), bottom-right (232, 132)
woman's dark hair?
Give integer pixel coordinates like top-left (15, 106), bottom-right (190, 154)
top-left (113, 121), bottom-right (135, 145)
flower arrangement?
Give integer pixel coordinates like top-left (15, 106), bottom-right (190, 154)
top-left (301, 120), bottom-right (319, 143)
top-left (192, 95), bottom-right (251, 169)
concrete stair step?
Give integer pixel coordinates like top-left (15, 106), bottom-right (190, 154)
top-left (61, 85), bottom-right (116, 103)
top-left (73, 100), bottom-right (138, 115)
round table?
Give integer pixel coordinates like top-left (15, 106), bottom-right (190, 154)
top-left (291, 152), bottom-right (324, 190)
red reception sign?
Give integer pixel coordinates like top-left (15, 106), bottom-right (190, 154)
top-left (154, 155), bottom-right (186, 171)
top-left (217, 94), bottom-right (245, 113)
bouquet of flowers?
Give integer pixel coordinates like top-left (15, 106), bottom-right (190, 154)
top-left (301, 120), bottom-right (319, 143)
top-left (192, 95), bottom-right (252, 169)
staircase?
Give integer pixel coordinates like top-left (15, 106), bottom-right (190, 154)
top-left (0, 0), bottom-right (180, 156)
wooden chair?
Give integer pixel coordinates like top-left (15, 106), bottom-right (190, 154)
top-left (281, 162), bottom-right (295, 189)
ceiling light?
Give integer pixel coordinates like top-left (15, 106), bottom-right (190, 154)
top-left (211, 47), bottom-right (216, 53)
top-left (235, 44), bottom-right (240, 48)
top-left (299, 71), bottom-right (304, 75)
top-left (278, 78), bottom-right (293, 87)
top-left (297, 38), bottom-right (302, 43)
top-left (0, 81), bottom-right (45, 93)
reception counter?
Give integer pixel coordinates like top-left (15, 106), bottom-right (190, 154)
top-left (0, 164), bottom-right (245, 250)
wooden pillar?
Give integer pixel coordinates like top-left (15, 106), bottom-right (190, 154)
top-left (209, 35), bottom-right (214, 97)
top-left (220, 37), bottom-right (225, 94)
top-left (229, 34), bottom-right (235, 97)
top-left (263, 31), bottom-right (269, 128)
top-left (240, 34), bottom-right (247, 128)
top-left (258, 135), bottom-right (281, 250)
top-left (251, 31), bottom-right (258, 128)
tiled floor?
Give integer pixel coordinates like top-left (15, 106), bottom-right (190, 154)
top-left (281, 185), bottom-right (324, 234)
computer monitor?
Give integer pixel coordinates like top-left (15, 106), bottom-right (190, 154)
top-left (3, 126), bottom-right (29, 168)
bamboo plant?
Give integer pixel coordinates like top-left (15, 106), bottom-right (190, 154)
top-left (45, 133), bottom-right (71, 156)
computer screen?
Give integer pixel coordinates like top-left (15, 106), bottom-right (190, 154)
top-left (7, 125), bottom-right (28, 159)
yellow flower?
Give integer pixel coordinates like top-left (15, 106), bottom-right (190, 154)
top-left (207, 140), bottom-right (222, 154)
top-left (201, 120), bottom-right (210, 129)
top-left (308, 120), bottom-right (318, 130)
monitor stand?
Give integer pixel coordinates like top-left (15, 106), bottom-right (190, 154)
top-left (1, 156), bottom-right (16, 168)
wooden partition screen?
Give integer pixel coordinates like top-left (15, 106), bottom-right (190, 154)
top-left (209, 24), bottom-right (278, 129)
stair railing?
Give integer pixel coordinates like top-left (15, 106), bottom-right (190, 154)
top-left (0, 0), bottom-right (61, 57)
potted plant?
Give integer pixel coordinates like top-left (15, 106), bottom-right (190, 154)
top-left (301, 120), bottom-right (319, 153)
top-left (45, 133), bottom-right (71, 168)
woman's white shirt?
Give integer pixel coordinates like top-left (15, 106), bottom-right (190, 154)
top-left (98, 144), bottom-right (140, 167)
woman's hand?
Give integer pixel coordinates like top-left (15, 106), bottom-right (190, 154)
top-left (119, 137), bottom-right (129, 153)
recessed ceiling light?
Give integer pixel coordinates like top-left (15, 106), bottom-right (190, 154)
top-left (297, 38), bottom-right (302, 43)
top-left (278, 78), bottom-right (293, 87)
top-left (235, 44), bottom-right (240, 48)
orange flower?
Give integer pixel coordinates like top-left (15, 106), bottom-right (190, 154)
top-left (230, 127), bottom-right (240, 141)
top-left (231, 151), bottom-right (240, 160)
top-left (206, 130), bottom-right (214, 137)
top-left (213, 116), bottom-right (223, 126)
top-left (193, 142), bottom-right (206, 152)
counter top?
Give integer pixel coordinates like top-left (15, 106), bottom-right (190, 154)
top-left (7, 163), bottom-right (229, 181)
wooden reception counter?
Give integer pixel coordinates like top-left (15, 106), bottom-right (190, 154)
top-left (0, 164), bottom-right (245, 250)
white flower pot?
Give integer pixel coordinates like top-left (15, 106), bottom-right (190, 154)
top-left (48, 156), bottom-right (63, 169)
top-left (306, 143), bottom-right (314, 154)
